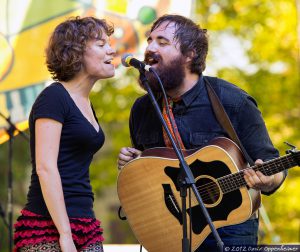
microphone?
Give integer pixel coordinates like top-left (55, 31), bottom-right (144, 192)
top-left (121, 53), bottom-right (152, 72)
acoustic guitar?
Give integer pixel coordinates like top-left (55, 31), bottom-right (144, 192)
top-left (117, 137), bottom-right (299, 252)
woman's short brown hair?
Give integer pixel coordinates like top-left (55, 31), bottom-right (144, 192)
top-left (46, 16), bottom-right (114, 82)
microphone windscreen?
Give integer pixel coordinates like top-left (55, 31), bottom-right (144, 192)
top-left (121, 53), bottom-right (133, 67)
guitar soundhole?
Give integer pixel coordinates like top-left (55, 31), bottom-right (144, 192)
top-left (196, 176), bottom-right (220, 205)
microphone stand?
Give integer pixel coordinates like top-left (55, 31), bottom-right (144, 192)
top-left (0, 111), bottom-right (29, 252)
top-left (139, 70), bottom-right (224, 252)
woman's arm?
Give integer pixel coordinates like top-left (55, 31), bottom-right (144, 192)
top-left (35, 118), bottom-right (76, 251)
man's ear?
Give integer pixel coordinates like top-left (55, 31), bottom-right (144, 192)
top-left (185, 50), bottom-right (195, 63)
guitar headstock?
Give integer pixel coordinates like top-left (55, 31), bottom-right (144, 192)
top-left (285, 141), bottom-right (300, 166)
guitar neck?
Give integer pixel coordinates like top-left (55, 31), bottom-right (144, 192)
top-left (218, 152), bottom-right (299, 194)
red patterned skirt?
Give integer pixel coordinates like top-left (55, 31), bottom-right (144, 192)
top-left (14, 209), bottom-right (104, 251)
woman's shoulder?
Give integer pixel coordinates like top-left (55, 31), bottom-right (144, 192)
top-left (30, 82), bottom-right (70, 122)
top-left (41, 82), bottom-right (65, 96)
top-left (33, 82), bottom-right (70, 110)
top-left (35, 82), bottom-right (69, 104)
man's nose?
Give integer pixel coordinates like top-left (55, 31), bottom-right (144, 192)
top-left (146, 41), bottom-right (158, 53)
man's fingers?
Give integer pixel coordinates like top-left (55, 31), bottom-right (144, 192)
top-left (117, 147), bottom-right (142, 170)
top-left (244, 168), bottom-right (275, 191)
top-left (244, 169), bottom-right (262, 189)
top-left (126, 147), bottom-right (142, 157)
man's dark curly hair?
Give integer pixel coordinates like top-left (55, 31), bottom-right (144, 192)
top-left (46, 16), bottom-right (114, 82)
top-left (150, 14), bottom-right (208, 75)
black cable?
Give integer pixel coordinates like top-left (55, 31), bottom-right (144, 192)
top-left (0, 203), bottom-right (8, 228)
top-left (117, 206), bottom-right (126, 220)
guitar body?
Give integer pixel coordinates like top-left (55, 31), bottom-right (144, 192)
top-left (117, 137), bottom-right (261, 252)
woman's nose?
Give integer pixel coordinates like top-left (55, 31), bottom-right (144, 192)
top-left (107, 45), bottom-right (116, 56)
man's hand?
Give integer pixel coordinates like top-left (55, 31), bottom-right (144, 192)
top-left (117, 147), bottom-right (142, 170)
top-left (243, 159), bottom-right (284, 193)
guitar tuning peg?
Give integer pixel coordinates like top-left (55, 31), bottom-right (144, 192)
top-left (284, 141), bottom-right (297, 154)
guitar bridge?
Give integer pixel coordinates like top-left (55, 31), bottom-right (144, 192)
top-left (162, 184), bottom-right (182, 225)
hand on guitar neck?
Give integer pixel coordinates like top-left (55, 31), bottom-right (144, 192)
top-left (243, 159), bottom-right (285, 193)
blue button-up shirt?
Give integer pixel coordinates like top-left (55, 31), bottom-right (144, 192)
top-left (130, 75), bottom-right (279, 164)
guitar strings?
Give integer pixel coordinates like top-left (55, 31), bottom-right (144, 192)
top-left (197, 156), bottom-right (294, 192)
top-left (197, 157), bottom-right (293, 193)
top-left (191, 157), bottom-right (295, 202)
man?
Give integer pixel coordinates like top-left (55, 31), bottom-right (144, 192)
top-left (118, 14), bottom-right (286, 251)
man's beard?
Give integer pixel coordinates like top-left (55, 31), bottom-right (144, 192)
top-left (139, 54), bottom-right (186, 95)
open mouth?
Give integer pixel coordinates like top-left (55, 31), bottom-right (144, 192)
top-left (104, 59), bottom-right (113, 64)
top-left (147, 58), bottom-right (159, 66)
top-left (145, 54), bottom-right (160, 66)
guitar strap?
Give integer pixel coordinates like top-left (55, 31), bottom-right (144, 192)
top-left (205, 77), bottom-right (287, 199)
top-left (204, 76), bottom-right (255, 166)
top-left (162, 97), bottom-right (186, 149)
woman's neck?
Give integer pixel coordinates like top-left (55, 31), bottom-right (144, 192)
top-left (60, 75), bottom-right (95, 99)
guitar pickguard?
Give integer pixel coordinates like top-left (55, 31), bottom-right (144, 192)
top-left (164, 159), bottom-right (242, 234)
top-left (162, 184), bottom-right (182, 224)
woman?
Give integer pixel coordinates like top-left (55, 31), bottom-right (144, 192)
top-left (14, 16), bottom-right (116, 251)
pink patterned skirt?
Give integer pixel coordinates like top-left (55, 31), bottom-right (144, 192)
top-left (14, 209), bottom-right (104, 251)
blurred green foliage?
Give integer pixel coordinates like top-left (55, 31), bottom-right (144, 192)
top-left (0, 0), bottom-right (299, 247)
top-left (195, 0), bottom-right (300, 243)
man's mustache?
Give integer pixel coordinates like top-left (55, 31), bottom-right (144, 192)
top-left (144, 53), bottom-right (162, 65)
